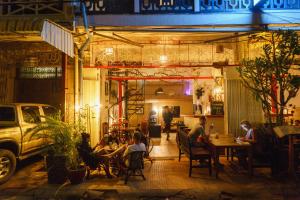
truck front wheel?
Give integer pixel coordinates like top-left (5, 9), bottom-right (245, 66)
top-left (0, 149), bottom-right (16, 184)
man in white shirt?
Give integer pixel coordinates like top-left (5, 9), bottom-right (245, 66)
top-left (123, 131), bottom-right (146, 166)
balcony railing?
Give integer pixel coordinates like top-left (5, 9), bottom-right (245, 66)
top-left (1, 0), bottom-right (299, 16)
top-left (82, 0), bottom-right (299, 14)
top-left (0, 0), bottom-right (64, 16)
top-left (82, 0), bottom-right (134, 14)
top-left (199, 0), bottom-right (253, 12)
top-left (263, 0), bottom-right (300, 9)
top-left (139, 0), bottom-right (194, 13)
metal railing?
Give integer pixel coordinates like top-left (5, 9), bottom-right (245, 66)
top-left (0, 0), bottom-right (64, 16)
top-left (140, 0), bottom-right (194, 13)
top-left (263, 0), bottom-right (300, 9)
top-left (82, 0), bottom-right (134, 14)
top-left (199, 0), bottom-right (253, 12)
top-left (0, 0), bottom-right (299, 16)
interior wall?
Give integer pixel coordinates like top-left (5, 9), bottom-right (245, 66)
top-left (65, 58), bottom-right (75, 123)
top-left (82, 68), bottom-right (101, 146)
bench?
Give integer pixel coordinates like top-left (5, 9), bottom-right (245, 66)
top-left (178, 130), bottom-right (212, 177)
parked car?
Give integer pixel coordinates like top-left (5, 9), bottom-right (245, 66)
top-left (0, 103), bottom-right (57, 184)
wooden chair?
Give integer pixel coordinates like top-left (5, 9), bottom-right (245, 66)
top-left (77, 145), bottom-right (110, 178)
top-left (77, 144), bottom-right (126, 179)
top-left (178, 131), bottom-right (212, 177)
top-left (176, 125), bottom-right (186, 161)
top-left (124, 151), bottom-right (146, 184)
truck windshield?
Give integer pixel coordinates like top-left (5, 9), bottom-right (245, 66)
top-left (0, 107), bottom-right (15, 121)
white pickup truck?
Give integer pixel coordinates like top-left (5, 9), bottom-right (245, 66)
top-left (0, 103), bottom-right (57, 184)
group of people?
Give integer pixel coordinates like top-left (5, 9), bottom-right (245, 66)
top-left (187, 115), bottom-right (254, 145)
top-left (78, 128), bottom-right (147, 177)
top-left (186, 115), bottom-right (254, 168)
top-left (79, 112), bottom-right (256, 176)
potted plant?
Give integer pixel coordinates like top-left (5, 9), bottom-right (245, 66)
top-left (29, 114), bottom-right (86, 184)
top-left (237, 30), bottom-right (300, 126)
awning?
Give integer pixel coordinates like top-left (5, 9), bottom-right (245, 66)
top-left (41, 19), bottom-right (74, 58)
top-left (0, 18), bottom-right (74, 57)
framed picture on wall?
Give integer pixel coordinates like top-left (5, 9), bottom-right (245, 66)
top-left (136, 107), bottom-right (144, 114)
top-left (172, 106), bottom-right (180, 118)
top-left (163, 106), bottom-right (180, 118)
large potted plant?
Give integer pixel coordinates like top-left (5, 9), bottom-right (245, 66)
top-left (237, 30), bottom-right (300, 126)
top-left (29, 114), bottom-right (86, 184)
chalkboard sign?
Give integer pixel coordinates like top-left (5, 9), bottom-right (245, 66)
top-left (211, 101), bottom-right (224, 115)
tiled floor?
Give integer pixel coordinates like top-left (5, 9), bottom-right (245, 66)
top-left (150, 132), bottom-right (178, 159)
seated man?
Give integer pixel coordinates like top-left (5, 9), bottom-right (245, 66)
top-left (188, 116), bottom-right (213, 166)
top-left (123, 131), bottom-right (146, 166)
top-left (188, 115), bottom-right (210, 147)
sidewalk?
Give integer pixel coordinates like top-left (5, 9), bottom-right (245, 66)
top-left (1, 133), bottom-right (300, 199)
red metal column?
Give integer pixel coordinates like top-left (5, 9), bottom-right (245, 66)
top-left (118, 80), bottom-right (123, 126)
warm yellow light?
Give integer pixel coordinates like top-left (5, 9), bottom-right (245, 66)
top-left (75, 104), bottom-right (80, 112)
top-left (152, 106), bottom-right (158, 114)
top-left (105, 47), bottom-right (113, 55)
top-left (213, 86), bottom-right (223, 95)
top-left (159, 55), bottom-right (168, 63)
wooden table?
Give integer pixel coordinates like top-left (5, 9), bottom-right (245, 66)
top-left (209, 136), bottom-right (253, 178)
top-left (97, 144), bottom-right (127, 177)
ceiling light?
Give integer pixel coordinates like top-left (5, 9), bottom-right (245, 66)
top-left (159, 55), bottom-right (168, 63)
top-left (155, 87), bottom-right (164, 95)
top-left (104, 47), bottom-right (113, 55)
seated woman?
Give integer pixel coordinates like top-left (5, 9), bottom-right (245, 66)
top-left (236, 120), bottom-right (256, 168)
top-left (77, 132), bottom-right (112, 177)
top-left (238, 120), bottom-right (255, 143)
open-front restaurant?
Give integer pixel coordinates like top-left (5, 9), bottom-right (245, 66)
top-left (0, 0), bottom-right (300, 199)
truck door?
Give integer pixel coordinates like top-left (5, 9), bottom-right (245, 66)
top-left (20, 106), bottom-right (44, 154)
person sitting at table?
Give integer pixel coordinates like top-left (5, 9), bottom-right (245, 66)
top-left (236, 120), bottom-right (256, 169)
top-left (238, 120), bottom-right (255, 143)
top-left (123, 131), bottom-right (146, 166)
top-left (77, 132), bottom-right (112, 177)
top-left (188, 115), bottom-right (210, 147)
top-left (188, 115), bottom-right (213, 166)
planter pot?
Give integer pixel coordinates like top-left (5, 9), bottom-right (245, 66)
top-left (45, 155), bottom-right (68, 184)
top-left (68, 165), bottom-right (86, 184)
